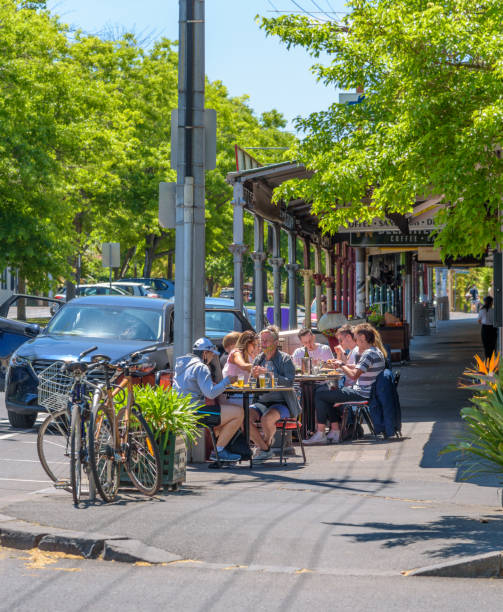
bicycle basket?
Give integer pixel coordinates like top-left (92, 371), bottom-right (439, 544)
top-left (37, 362), bottom-right (74, 413)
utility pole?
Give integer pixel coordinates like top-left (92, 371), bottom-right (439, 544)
top-left (174, 0), bottom-right (206, 358)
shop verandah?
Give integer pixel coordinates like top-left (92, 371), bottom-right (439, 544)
top-left (225, 159), bottom-right (477, 353)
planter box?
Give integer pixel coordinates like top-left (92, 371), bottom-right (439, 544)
top-left (378, 323), bottom-right (410, 361)
top-left (162, 433), bottom-right (186, 491)
top-left (120, 433), bottom-right (187, 492)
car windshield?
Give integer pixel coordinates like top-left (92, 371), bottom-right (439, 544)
top-left (45, 304), bottom-right (162, 341)
top-left (204, 310), bottom-right (244, 338)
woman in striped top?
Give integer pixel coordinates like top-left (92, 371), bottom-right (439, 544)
top-left (304, 324), bottom-right (386, 445)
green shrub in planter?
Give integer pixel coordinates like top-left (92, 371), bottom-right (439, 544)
top-left (132, 386), bottom-right (203, 454)
top-left (119, 386), bottom-right (204, 488)
top-left (442, 354), bottom-right (503, 479)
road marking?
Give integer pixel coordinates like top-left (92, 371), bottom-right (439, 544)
top-left (0, 434), bottom-right (16, 440)
top-left (0, 477), bottom-right (52, 483)
top-left (0, 458), bottom-right (66, 464)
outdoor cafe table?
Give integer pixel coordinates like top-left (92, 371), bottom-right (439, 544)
top-left (224, 385), bottom-right (295, 468)
top-left (295, 372), bottom-right (343, 438)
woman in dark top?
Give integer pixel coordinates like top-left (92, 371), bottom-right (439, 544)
top-left (478, 296), bottom-right (497, 359)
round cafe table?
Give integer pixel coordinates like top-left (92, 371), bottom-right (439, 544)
top-left (224, 385), bottom-right (294, 468)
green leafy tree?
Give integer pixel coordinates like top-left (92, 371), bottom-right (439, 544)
top-left (0, 1), bottom-right (83, 288)
top-left (260, 1), bottom-right (503, 259)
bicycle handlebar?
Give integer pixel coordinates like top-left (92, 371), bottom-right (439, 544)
top-left (79, 345), bottom-right (98, 360)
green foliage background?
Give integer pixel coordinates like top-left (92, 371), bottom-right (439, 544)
top-left (260, 0), bottom-right (503, 260)
top-left (0, 0), bottom-right (295, 294)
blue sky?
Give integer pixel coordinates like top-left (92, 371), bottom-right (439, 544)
top-left (46, 0), bottom-right (348, 131)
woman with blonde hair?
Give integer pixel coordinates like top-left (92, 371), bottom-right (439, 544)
top-left (357, 322), bottom-right (388, 361)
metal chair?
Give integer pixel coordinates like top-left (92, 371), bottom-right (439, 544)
top-left (335, 400), bottom-right (377, 441)
top-left (255, 415), bottom-right (307, 465)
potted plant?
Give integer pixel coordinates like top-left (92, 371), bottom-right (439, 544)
top-left (442, 353), bottom-right (503, 482)
top-left (124, 385), bottom-right (203, 490)
top-left (366, 305), bottom-right (385, 327)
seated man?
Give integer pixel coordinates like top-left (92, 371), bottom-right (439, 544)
top-left (250, 325), bottom-right (301, 462)
top-left (292, 327), bottom-right (334, 368)
top-left (304, 324), bottom-right (385, 445)
top-left (173, 337), bottom-right (243, 462)
top-left (331, 324), bottom-right (360, 380)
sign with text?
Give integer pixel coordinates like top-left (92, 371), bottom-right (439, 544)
top-left (342, 216), bottom-right (439, 233)
top-left (350, 230), bottom-right (435, 247)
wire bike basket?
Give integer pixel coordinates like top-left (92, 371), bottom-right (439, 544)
top-left (37, 362), bottom-right (74, 414)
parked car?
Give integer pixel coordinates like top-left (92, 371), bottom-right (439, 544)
top-left (108, 281), bottom-right (159, 298)
top-left (4, 295), bottom-right (253, 428)
top-left (50, 284), bottom-right (128, 314)
top-left (219, 287), bottom-right (234, 299)
top-left (120, 277), bottom-right (174, 299)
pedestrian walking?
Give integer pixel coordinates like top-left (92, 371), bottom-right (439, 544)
top-left (478, 296), bottom-right (497, 360)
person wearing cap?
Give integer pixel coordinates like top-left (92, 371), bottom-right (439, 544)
top-left (173, 337), bottom-right (243, 462)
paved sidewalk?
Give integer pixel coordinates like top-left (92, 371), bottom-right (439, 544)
top-left (2, 313), bottom-right (503, 575)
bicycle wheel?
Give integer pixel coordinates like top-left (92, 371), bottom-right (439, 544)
top-left (70, 407), bottom-right (83, 505)
top-left (37, 408), bottom-right (72, 492)
top-left (89, 398), bottom-right (119, 503)
top-left (118, 406), bottom-right (162, 496)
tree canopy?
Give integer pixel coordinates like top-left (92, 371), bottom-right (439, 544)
top-left (0, 1), bottom-right (295, 293)
top-left (260, 0), bottom-right (503, 258)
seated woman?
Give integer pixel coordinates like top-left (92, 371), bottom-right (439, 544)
top-left (173, 337), bottom-right (243, 462)
top-left (304, 324), bottom-right (386, 445)
top-left (222, 330), bottom-right (259, 383)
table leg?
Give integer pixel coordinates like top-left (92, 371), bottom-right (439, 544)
top-left (243, 394), bottom-right (252, 469)
top-left (300, 382), bottom-right (315, 439)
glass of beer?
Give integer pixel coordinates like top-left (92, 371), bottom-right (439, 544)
top-left (259, 374), bottom-right (266, 388)
top-left (237, 375), bottom-right (245, 388)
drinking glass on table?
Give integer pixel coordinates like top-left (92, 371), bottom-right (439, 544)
top-left (237, 375), bottom-right (245, 388)
top-left (259, 374), bottom-right (266, 388)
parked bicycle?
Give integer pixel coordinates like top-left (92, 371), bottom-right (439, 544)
top-left (37, 345), bottom-right (100, 504)
top-left (37, 345), bottom-right (162, 505)
top-left (87, 347), bottom-right (162, 502)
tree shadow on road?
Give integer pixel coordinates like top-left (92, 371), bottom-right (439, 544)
top-left (322, 514), bottom-right (503, 559)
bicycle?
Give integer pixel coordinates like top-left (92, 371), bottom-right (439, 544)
top-left (37, 345), bottom-right (100, 504)
top-left (88, 347), bottom-right (162, 502)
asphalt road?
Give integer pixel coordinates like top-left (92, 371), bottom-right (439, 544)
top-left (3, 545), bottom-right (503, 612)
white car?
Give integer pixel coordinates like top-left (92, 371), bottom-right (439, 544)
top-left (107, 282), bottom-right (159, 298)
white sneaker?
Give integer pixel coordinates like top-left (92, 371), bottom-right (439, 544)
top-left (303, 431), bottom-right (327, 445)
top-left (254, 447), bottom-right (274, 462)
top-left (327, 430), bottom-right (340, 444)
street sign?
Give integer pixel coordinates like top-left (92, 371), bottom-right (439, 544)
top-left (101, 243), bottom-right (120, 268)
top-left (159, 182), bottom-right (176, 229)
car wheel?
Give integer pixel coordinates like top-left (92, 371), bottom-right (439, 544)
top-left (7, 410), bottom-right (37, 429)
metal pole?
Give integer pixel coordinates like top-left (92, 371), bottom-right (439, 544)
top-left (174, 0), bottom-right (206, 359)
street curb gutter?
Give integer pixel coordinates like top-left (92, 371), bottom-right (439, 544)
top-left (405, 551), bottom-right (503, 578)
top-left (0, 514), bottom-right (181, 564)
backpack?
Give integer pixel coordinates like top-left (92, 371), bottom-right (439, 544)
top-left (225, 430), bottom-right (252, 460)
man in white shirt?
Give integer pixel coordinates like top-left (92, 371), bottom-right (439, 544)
top-left (292, 327), bottom-right (334, 368)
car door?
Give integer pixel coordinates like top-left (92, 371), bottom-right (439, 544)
top-left (0, 294), bottom-right (61, 391)
top-left (0, 317), bottom-right (41, 391)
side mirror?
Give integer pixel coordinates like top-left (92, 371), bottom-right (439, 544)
top-left (25, 323), bottom-right (41, 337)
